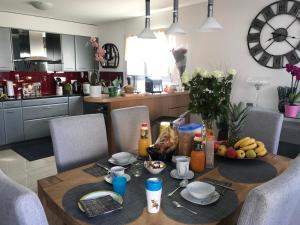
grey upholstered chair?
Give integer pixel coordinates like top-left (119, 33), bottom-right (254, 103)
top-left (49, 114), bottom-right (108, 172)
top-left (0, 170), bottom-right (49, 225)
top-left (237, 154), bottom-right (300, 225)
top-left (239, 108), bottom-right (283, 154)
top-left (111, 106), bottom-right (151, 153)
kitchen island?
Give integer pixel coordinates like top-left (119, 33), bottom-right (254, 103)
top-left (84, 92), bottom-right (190, 154)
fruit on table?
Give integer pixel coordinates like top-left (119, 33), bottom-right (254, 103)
top-left (240, 142), bottom-right (257, 151)
top-left (236, 150), bottom-right (246, 159)
top-left (217, 145), bottom-right (227, 156)
top-left (226, 147), bottom-right (237, 158)
top-left (246, 149), bottom-right (257, 158)
top-left (234, 137), bottom-right (250, 149)
top-left (239, 138), bottom-right (256, 148)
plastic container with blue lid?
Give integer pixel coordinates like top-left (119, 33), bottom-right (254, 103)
top-left (178, 123), bottom-right (203, 156)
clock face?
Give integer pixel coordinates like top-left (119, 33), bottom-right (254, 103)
top-left (247, 0), bottom-right (300, 69)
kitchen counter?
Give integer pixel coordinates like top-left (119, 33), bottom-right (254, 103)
top-left (0, 94), bottom-right (84, 102)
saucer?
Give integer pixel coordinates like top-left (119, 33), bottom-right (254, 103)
top-left (104, 174), bottom-right (131, 184)
top-left (180, 188), bottom-right (220, 205)
top-left (170, 169), bottom-right (194, 180)
top-left (108, 155), bottom-right (137, 166)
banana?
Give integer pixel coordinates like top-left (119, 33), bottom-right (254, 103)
top-left (240, 142), bottom-right (258, 151)
top-left (255, 145), bottom-right (265, 154)
top-left (256, 141), bottom-right (265, 148)
top-left (257, 147), bottom-right (267, 157)
top-left (234, 137), bottom-right (250, 149)
top-left (240, 138), bottom-right (256, 148)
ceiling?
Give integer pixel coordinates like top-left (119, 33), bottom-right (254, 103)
top-left (0, 0), bottom-right (205, 25)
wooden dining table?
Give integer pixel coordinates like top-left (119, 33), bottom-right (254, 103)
top-left (38, 154), bottom-right (291, 225)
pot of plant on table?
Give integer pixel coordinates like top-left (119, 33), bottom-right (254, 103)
top-left (108, 77), bottom-right (122, 97)
top-left (89, 37), bottom-right (106, 97)
top-left (284, 64), bottom-right (300, 118)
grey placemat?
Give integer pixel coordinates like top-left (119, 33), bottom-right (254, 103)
top-left (161, 181), bottom-right (239, 224)
top-left (216, 157), bottom-right (277, 183)
top-left (83, 159), bottom-right (111, 177)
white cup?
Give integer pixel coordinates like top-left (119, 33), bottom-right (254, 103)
top-left (110, 166), bottom-right (125, 179)
top-left (176, 158), bottom-right (190, 177)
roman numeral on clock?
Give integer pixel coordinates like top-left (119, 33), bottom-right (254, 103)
top-left (251, 18), bottom-right (265, 31)
top-left (289, 1), bottom-right (300, 17)
top-left (262, 6), bottom-right (275, 20)
top-left (278, 0), bottom-right (288, 14)
top-left (286, 50), bottom-right (300, 64)
top-left (273, 56), bottom-right (283, 69)
top-left (259, 52), bottom-right (271, 66)
top-left (250, 44), bottom-right (263, 56)
top-left (247, 33), bottom-right (260, 43)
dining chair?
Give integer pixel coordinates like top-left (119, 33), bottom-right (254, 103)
top-left (237, 154), bottom-right (300, 225)
top-left (49, 113), bottom-right (108, 172)
top-left (0, 169), bottom-right (49, 225)
top-left (111, 106), bottom-right (151, 153)
top-left (239, 108), bottom-right (283, 154)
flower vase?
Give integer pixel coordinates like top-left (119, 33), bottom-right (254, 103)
top-left (284, 104), bottom-right (299, 118)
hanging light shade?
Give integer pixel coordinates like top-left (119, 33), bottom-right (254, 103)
top-left (166, 0), bottom-right (186, 35)
top-left (199, 0), bottom-right (222, 32)
top-left (138, 0), bottom-right (156, 39)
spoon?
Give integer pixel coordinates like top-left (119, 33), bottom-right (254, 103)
top-left (172, 201), bottom-right (197, 215)
top-left (168, 179), bottom-right (188, 197)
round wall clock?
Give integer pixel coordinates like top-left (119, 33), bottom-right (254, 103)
top-left (100, 43), bottom-right (119, 68)
top-left (247, 0), bottom-right (300, 69)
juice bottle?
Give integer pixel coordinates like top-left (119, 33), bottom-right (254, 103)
top-left (138, 122), bottom-right (151, 157)
top-left (190, 132), bottom-right (205, 172)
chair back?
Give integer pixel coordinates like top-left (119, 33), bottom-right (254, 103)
top-left (239, 108), bottom-right (283, 154)
top-left (237, 154), bottom-right (300, 225)
top-left (111, 106), bottom-right (151, 153)
top-left (49, 114), bottom-right (108, 172)
top-left (0, 170), bottom-right (49, 225)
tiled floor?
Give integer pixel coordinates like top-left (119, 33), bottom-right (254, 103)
top-left (0, 149), bottom-right (57, 192)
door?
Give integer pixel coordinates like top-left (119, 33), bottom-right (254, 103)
top-left (61, 34), bottom-right (76, 71)
top-left (0, 27), bottom-right (13, 71)
top-left (75, 35), bottom-right (96, 71)
top-left (4, 108), bottom-right (24, 144)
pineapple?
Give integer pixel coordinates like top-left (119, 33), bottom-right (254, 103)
top-left (227, 103), bottom-right (249, 147)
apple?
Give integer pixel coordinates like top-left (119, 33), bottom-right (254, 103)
top-left (226, 147), bottom-right (237, 158)
top-left (217, 145), bottom-right (227, 156)
top-left (236, 150), bottom-right (246, 159)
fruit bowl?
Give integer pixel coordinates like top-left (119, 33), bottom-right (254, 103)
top-left (214, 137), bottom-right (268, 160)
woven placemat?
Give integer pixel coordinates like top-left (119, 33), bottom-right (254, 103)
top-left (216, 157), bottom-right (277, 183)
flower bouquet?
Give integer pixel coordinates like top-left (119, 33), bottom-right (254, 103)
top-left (285, 64), bottom-right (300, 118)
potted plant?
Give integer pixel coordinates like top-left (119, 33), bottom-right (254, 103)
top-left (285, 64), bottom-right (300, 118)
top-left (108, 77), bottom-right (122, 97)
top-left (89, 37), bottom-right (105, 97)
top-left (188, 68), bottom-right (236, 137)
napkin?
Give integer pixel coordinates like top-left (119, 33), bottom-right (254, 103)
top-left (79, 195), bottom-right (123, 217)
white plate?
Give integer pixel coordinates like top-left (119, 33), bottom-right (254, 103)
top-left (78, 190), bottom-right (123, 212)
top-left (180, 188), bottom-right (220, 205)
top-left (170, 169), bottom-right (194, 180)
top-left (104, 174), bottom-right (131, 184)
top-left (108, 155), bottom-right (137, 166)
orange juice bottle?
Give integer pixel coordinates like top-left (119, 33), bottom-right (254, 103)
top-left (190, 132), bottom-right (205, 172)
top-left (138, 123), bottom-right (151, 157)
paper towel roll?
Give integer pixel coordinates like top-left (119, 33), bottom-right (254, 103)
top-left (6, 81), bottom-right (14, 97)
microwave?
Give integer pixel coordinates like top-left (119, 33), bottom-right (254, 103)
top-left (145, 77), bottom-right (163, 93)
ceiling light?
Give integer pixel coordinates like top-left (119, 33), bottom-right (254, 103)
top-left (138, 0), bottom-right (156, 39)
top-left (30, 1), bottom-right (54, 10)
top-left (199, 0), bottom-right (222, 32)
top-left (166, 0), bottom-right (186, 35)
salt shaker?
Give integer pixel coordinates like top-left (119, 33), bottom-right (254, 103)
top-left (145, 178), bottom-right (162, 213)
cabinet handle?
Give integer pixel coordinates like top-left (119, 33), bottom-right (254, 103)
top-left (41, 107), bottom-right (52, 110)
top-left (6, 111), bottom-right (15, 114)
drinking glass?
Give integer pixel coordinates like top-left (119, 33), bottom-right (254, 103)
top-left (131, 161), bottom-right (144, 177)
top-left (112, 176), bottom-right (127, 196)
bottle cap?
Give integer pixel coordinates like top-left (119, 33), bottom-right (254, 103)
top-left (195, 132), bottom-right (202, 137)
top-left (141, 122), bottom-right (148, 127)
top-left (146, 178), bottom-right (162, 191)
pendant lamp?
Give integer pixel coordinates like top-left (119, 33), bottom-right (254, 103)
top-left (166, 0), bottom-right (186, 35)
top-left (199, 0), bottom-right (222, 32)
top-left (138, 0), bottom-right (156, 39)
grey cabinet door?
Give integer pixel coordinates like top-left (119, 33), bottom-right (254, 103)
top-left (0, 27), bottom-right (13, 71)
top-left (23, 103), bottom-right (68, 120)
top-left (61, 34), bottom-right (76, 71)
top-left (4, 108), bottom-right (24, 144)
top-left (69, 96), bottom-right (83, 116)
top-left (75, 36), bottom-right (96, 71)
top-left (0, 109), bottom-right (5, 145)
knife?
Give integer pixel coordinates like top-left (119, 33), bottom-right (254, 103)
top-left (204, 180), bottom-right (235, 191)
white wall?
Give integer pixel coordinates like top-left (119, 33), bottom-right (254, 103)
top-left (99, 0), bottom-right (300, 110)
top-left (0, 12), bottom-right (99, 36)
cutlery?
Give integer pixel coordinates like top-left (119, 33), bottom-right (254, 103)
top-left (204, 180), bottom-right (235, 191)
top-left (168, 179), bottom-right (188, 197)
top-left (96, 163), bottom-right (110, 172)
top-left (172, 201), bottom-right (197, 215)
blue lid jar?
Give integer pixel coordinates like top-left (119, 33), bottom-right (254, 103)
top-left (146, 178), bottom-right (162, 191)
top-left (178, 123), bottom-right (203, 132)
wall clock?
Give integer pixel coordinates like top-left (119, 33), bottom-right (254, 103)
top-left (247, 0), bottom-right (300, 69)
top-left (100, 43), bottom-right (119, 68)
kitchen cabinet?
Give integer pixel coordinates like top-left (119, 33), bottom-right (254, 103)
top-left (4, 107), bottom-right (24, 144)
top-left (0, 27), bottom-right (13, 71)
top-left (75, 36), bottom-right (96, 71)
top-left (61, 34), bottom-right (76, 71)
top-left (0, 103), bottom-right (5, 146)
top-left (23, 103), bottom-right (68, 120)
top-left (69, 96), bottom-right (83, 116)
top-left (46, 33), bottom-right (62, 72)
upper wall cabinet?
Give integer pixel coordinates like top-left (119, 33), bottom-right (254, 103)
top-left (0, 27), bottom-right (13, 71)
top-left (61, 34), bottom-right (76, 71)
top-left (75, 36), bottom-right (96, 71)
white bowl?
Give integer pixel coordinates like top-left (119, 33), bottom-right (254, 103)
top-left (144, 161), bottom-right (166, 174)
top-left (112, 152), bottom-right (132, 164)
top-left (186, 181), bottom-right (215, 200)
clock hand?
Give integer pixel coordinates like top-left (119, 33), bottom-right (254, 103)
top-left (266, 33), bottom-right (281, 42)
top-left (271, 32), bottom-right (300, 39)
